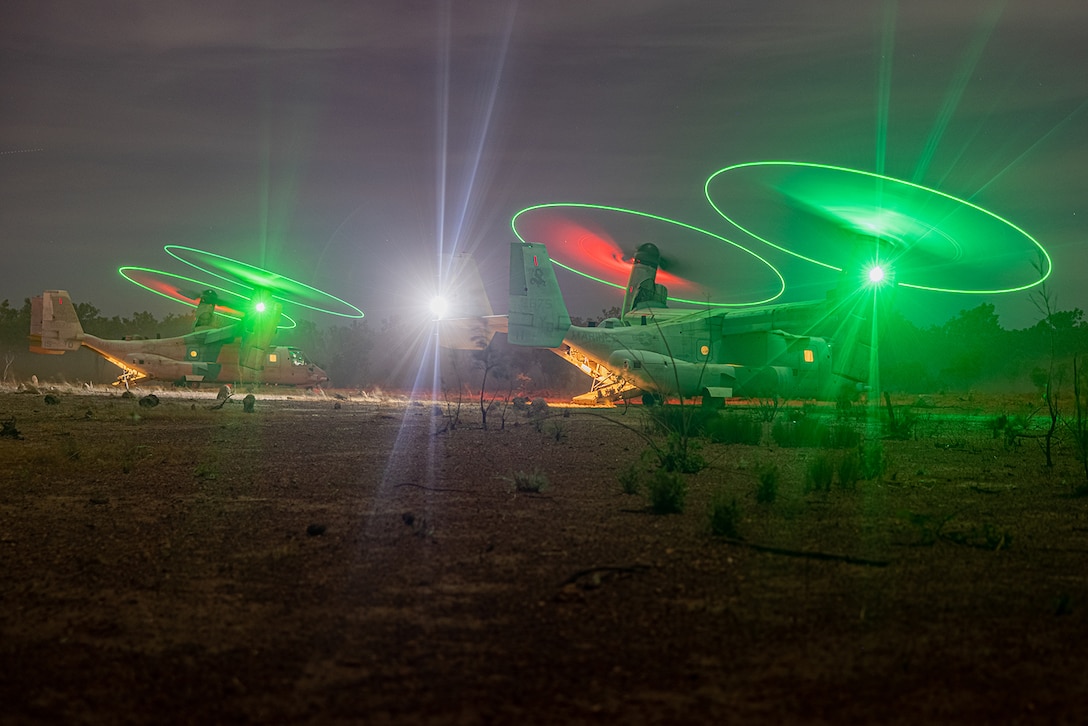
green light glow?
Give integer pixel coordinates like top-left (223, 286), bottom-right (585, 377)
top-left (705, 161), bottom-right (1052, 295)
top-left (875, 1), bottom-right (895, 175)
top-left (118, 267), bottom-right (296, 329)
top-left (511, 203), bottom-right (785, 307)
top-left (912, 2), bottom-right (1004, 184)
top-left (164, 245), bottom-right (364, 318)
top-left (868, 265), bottom-right (886, 284)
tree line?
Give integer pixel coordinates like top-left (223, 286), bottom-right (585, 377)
top-left (1, 296), bottom-right (1085, 395)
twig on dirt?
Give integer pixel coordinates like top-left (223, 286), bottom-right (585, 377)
top-left (969, 483), bottom-right (1013, 494)
top-left (395, 482), bottom-right (473, 493)
top-left (718, 539), bottom-right (889, 567)
top-left (559, 564), bottom-right (651, 587)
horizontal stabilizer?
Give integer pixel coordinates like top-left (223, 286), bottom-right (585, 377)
top-left (437, 315), bottom-right (509, 350)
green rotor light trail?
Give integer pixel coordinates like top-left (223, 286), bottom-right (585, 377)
top-left (118, 267), bottom-right (298, 329)
top-left (165, 245), bottom-right (364, 318)
top-left (705, 161), bottom-right (1052, 295)
top-left (511, 203), bottom-right (786, 307)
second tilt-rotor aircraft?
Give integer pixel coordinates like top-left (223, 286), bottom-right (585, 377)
top-left (455, 241), bottom-right (883, 406)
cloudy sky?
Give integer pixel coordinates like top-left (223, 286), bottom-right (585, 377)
top-left (1, 0), bottom-right (1084, 329)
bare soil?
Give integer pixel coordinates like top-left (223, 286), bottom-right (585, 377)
top-left (1, 387), bottom-right (1087, 724)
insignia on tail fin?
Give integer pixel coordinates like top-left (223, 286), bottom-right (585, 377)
top-left (507, 242), bottom-right (571, 348)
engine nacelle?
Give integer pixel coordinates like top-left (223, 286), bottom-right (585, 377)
top-left (607, 350), bottom-right (737, 398)
top-left (609, 338), bottom-right (832, 401)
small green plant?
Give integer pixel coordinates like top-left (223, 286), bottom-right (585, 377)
top-left (860, 440), bottom-right (886, 480)
top-left (645, 404), bottom-right (704, 436)
top-left (771, 412), bottom-right (836, 448)
top-left (193, 461), bottom-right (218, 480)
top-left (508, 468), bottom-right (549, 493)
top-left (658, 432), bottom-right (705, 474)
top-left (883, 392), bottom-right (917, 440)
top-left (646, 469), bottom-right (687, 514)
top-left (704, 412), bottom-right (762, 445)
top-left (805, 453), bottom-right (835, 492)
top-left (826, 422), bottom-right (860, 449)
top-left (989, 411), bottom-right (1032, 449)
top-left (708, 490), bottom-right (741, 537)
top-left (755, 462), bottom-right (779, 504)
top-left (120, 442), bottom-right (151, 474)
top-left (837, 449), bottom-right (861, 489)
top-left (526, 400), bottom-right (552, 434)
top-left (639, 404), bottom-right (708, 474)
top-left (755, 396), bottom-right (782, 423)
top-left (771, 417), bottom-right (802, 447)
top-left (986, 413), bottom-right (1009, 439)
top-left (618, 464), bottom-right (642, 495)
top-left (547, 420), bottom-right (568, 443)
top-left (0, 417), bottom-right (21, 439)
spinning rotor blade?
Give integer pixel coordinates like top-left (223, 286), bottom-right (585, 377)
top-left (512, 203), bottom-right (785, 306)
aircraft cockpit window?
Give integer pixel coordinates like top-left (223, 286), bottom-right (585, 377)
top-left (288, 348), bottom-right (309, 366)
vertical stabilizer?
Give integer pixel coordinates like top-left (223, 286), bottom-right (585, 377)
top-left (508, 242), bottom-right (571, 348)
top-left (30, 290), bottom-right (84, 353)
top-left (434, 253), bottom-right (504, 350)
top-left (445, 253), bottom-right (493, 318)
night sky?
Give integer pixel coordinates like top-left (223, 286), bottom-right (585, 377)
top-left (2, 0), bottom-right (1085, 330)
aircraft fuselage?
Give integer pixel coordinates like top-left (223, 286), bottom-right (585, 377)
top-left (560, 300), bottom-right (838, 401)
top-left (81, 331), bottom-right (328, 387)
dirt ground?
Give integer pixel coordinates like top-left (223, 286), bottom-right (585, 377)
top-left (1, 386), bottom-right (1087, 724)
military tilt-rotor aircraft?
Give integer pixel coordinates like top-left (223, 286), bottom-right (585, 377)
top-left (29, 288), bottom-right (329, 388)
top-left (450, 241), bottom-right (881, 406)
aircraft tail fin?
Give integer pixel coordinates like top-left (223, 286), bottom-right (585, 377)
top-left (507, 242), bottom-right (571, 348)
top-left (435, 253), bottom-right (507, 350)
top-left (29, 290), bottom-right (84, 354)
top-left (445, 253), bottom-right (493, 318)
